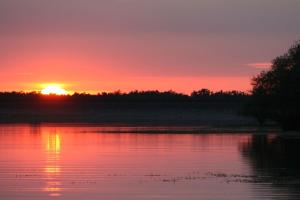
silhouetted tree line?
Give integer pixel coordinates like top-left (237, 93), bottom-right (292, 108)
top-left (0, 90), bottom-right (249, 124)
top-left (0, 89), bottom-right (248, 104)
top-left (0, 89), bottom-right (249, 118)
top-left (244, 40), bottom-right (300, 130)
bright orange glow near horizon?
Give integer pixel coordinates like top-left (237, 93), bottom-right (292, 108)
top-left (25, 75), bottom-right (252, 95)
top-left (41, 84), bottom-right (68, 95)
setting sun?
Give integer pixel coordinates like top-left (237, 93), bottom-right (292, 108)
top-left (41, 85), bottom-right (68, 95)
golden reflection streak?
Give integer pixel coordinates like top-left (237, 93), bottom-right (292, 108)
top-left (43, 132), bottom-right (62, 197)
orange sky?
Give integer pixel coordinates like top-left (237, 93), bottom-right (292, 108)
top-left (0, 0), bottom-right (299, 94)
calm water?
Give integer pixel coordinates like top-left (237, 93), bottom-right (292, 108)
top-left (0, 124), bottom-right (300, 200)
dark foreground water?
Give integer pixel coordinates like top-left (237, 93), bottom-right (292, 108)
top-left (0, 124), bottom-right (300, 200)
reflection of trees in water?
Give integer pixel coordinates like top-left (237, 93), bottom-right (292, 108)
top-left (240, 135), bottom-right (300, 199)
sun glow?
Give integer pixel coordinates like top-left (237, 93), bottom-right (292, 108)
top-left (41, 84), bottom-right (68, 95)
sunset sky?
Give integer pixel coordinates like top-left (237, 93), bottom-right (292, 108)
top-left (1, 0), bottom-right (299, 94)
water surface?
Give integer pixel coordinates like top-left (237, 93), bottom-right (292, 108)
top-left (0, 124), bottom-right (300, 200)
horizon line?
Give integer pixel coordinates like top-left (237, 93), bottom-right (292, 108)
top-left (0, 89), bottom-right (251, 95)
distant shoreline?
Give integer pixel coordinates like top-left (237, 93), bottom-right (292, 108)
top-left (0, 91), bottom-right (262, 131)
top-left (0, 122), bottom-right (281, 134)
top-left (0, 106), bottom-right (255, 125)
top-left (0, 106), bottom-right (278, 134)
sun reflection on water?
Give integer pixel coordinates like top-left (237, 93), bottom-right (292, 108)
top-left (43, 132), bottom-right (62, 197)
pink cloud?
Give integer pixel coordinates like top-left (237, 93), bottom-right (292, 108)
top-left (247, 62), bottom-right (272, 69)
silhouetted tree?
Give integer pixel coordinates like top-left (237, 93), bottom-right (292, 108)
top-left (191, 89), bottom-right (211, 97)
top-left (247, 40), bottom-right (300, 130)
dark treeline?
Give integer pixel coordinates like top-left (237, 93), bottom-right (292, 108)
top-left (0, 89), bottom-right (250, 125)
top-left (0, 89), bottom-right (249, 112)
top-left (0, 89), bottom-right (248, 104)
